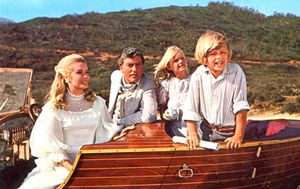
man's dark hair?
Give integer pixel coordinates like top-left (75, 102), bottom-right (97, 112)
top-left (118, 47), bottom-right (145, 66)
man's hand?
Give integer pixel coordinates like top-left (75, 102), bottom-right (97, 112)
top-left (113, 125), bottom-right (136, 140)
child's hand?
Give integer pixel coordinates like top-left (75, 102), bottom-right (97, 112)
top-left (187, 132), bottom-right (199, 150)
top-left (162, 109), bottom-right (171, 120)
top-left (162, 109), bottom-right (178, 120)
top-left (224, 135), bottom-right (243, 149)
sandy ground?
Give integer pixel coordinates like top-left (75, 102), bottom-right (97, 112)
top-left (248, 110), bottom-right (300, 120)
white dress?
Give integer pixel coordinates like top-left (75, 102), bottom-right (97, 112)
top-left (159, 76), bottom-right (191, 119)
top-left (20, 92), bottom-right (121, 189)
top-left (158, 76), bottom-right (191, 137)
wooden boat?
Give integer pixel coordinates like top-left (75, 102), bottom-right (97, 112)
top-left (58, 119), bottom-right (300, 189)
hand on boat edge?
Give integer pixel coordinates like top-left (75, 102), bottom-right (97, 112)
top-left (112, 124), bottom-right (136, 140)
top-left (224, 135), bottom-right (243, 149)
top-left (187, 133), bottom-right (200, 150)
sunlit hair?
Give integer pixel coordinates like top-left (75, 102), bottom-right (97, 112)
top-left (46, 54), bottom-right (96, 109)
top-left (154, 46), bottom-right (187, 81)
top-left (195, 30), bottom-right (232, 65)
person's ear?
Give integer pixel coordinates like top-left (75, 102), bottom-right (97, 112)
top-left (202, 58), bottom-right (208, 65)
top-left (64, 75), bottom-right (71, 84)
top-left (166, 63), bottom-right (172, 71)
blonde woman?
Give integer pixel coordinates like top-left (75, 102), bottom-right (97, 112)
top-left (20, 54), bottom-right (121, 189)
top-left (183, 30), bottom-right (250, 150)
top-left (154, 46), bottom-right (190, 137)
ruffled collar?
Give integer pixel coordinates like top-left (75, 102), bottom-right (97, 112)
top-left (66, 89), bottom-right (84, 100)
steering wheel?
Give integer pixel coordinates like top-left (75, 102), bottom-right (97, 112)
top-left (28, 103), bottom-right (42, 122)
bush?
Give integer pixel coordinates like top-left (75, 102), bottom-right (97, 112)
top-left (256, 94), bottom-right (266, 102)
top-left (247, 91), bottom-right (255, 105)
top-left (296, 96), bottom-right (300, 104)
top-left (272, 95), bottom-right (285, 104)
top-left (281, 103), bottom-right (297, 114)
top-left (253, 103), bottom-right (263, 109)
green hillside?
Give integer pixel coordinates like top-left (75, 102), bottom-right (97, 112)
top-left (0, 2), bottom-right (299, 113)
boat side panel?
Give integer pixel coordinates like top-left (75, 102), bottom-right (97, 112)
top-left (160, 139), bottom-right (300, 188)
top-left (63, 151), bottom-right (175, 188)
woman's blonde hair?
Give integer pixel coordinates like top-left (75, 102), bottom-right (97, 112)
top-left (47, 54), bottom-right (96, 109)
top-left (195, 30), bottom-right (232, 65)
top-left (154, 46), bottom-right (186, 81)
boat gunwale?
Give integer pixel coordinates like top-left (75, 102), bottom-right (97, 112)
top-left (79, 135), bottom-right (300, 154)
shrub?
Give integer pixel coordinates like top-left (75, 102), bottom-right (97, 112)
top-left (296, 96), bottom-right (300, 104)
top-left (253, 103), bottom-right (263, 109)
top-left (247, 91), bottom-right (255, 105)
top-left (256, 94), bottom-right (266, 102)
top-left (272, 95), bottom-right (285, 104)
top-left (281, 103), bottom-right (297, 114)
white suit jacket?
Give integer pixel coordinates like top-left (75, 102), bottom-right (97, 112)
top-left (108, 70), bottom-right (157, 126)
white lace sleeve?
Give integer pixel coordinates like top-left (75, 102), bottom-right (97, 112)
top-left (30, 102), bottom-right (69, 169)
top-left (94, 96), bottom-right (122, 143)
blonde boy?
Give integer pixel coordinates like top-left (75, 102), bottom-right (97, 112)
top-left (183, 30), bottom-right (250, 150)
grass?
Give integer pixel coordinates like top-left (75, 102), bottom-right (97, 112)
top-left (31, 58), bottom-right (300, 114)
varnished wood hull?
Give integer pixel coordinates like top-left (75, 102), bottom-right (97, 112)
top-left (59, 121), bottom-right (300, 189)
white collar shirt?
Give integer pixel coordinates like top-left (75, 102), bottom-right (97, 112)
top-left (182, 63), bottom-right (250, 126)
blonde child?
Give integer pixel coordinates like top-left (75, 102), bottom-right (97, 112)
top-left (183, 30), bottom-right (250, 150)
top-left (154, 46), bottom-right (190, 137)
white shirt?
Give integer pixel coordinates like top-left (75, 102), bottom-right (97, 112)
top-left (183, 63), bottom-right (250, 126)
top-left (108, 70), bottom-right (157, 126)
top-left (159, 76), bottom-right (191, 120)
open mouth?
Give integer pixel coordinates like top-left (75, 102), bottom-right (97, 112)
top-left (215, 61), bottom-right (223, 65)
top-left (178, 64), bottom-right (187, 69)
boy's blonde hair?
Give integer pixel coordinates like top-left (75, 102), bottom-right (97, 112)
top-left (47, 54), bottom-right (96, 109)
top-left (195, 30), bottom-right (232, 65)
top-left (154, 46), bottom-right (186, 81)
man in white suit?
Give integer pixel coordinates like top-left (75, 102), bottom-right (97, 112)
top-left (108, 47), bottom-right (157, 127)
